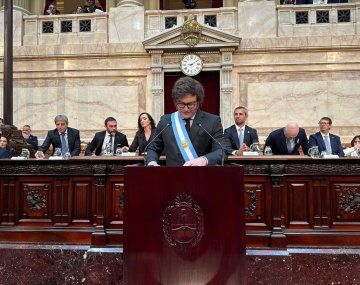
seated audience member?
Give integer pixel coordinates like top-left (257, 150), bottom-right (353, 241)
top-left (84, 0), bottom-right (103, 13)
top-left (264, 123), bottom-right (309, 155)
top-left (0, 118), bottom-right (4, 127)
top-left (44, 4), bottom-right (60, 15)
top-left (122, 112), bottom-right (156, 155)
top-left (85, 117), bottom-right (128, 156)
top-left (35, 115), bottom-right (81, 158)
top-left (343, 135), bottom-right (360, 157)
top-left (74, 6), bottom-right (83, 14)
top-left (22, 125), bottom-right (38, 151)
top-left (0, 136), bottom-right (15, 159)
top-left (309, 117), bottom-right (344, 157)
top-left (224, 106), bottom-right (258, 156)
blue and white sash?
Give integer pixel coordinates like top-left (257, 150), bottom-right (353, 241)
top-left (171, 112), bottom-right (198, 162)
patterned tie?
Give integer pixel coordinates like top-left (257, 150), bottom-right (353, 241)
top-left (238, 129), bottom-right (244, 147)
top-left (324, 136), bottom-right (331, 154)
top-left (286, 138), bottom-right (293, 154)
top-left (184, 119), bottom-right (191, 133)
top-left (60, 133), bottom-right (69, 156)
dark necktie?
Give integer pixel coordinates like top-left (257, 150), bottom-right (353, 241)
top-left (108, 134), bottom-right (113, 153)
top-left (60, 133), bottom-right (69, 156)
top-left (184, 119), bottom-right (191, 133)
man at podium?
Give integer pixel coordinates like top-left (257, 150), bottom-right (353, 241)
top-left (146, 77), bottom-right (225, 166)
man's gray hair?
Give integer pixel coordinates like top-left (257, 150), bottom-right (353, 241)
top-left (172, 77), bottom-right (205, 103)
top-left (54, 114), bottom-right (69, 125)
top-left (234, 106), bottom-right (248, 115)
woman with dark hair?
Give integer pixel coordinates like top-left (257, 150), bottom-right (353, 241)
top-left (343, 135), bottom-right (360, 156)
top-left (0, 136), bottom-right (15, 159)
top-left (122, 112), bottom-right (156, 155)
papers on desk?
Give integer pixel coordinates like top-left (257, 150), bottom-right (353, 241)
top-left (120, 152), bottom-right (136, 157)
top-left (11, 157), bottom-right (26, 160)
top-left (242, 151), bottom-right (259, 156)
top-left (49, 156), bottom-right (64, 160)
top-left (323, 154), bottom-right (339, 159)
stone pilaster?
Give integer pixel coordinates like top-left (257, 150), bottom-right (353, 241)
top-left (223, 0), bottom-right (238, 6)
top-left (145, 0), bottom-right (159, 10)
top-left (220, 48), bottom-right (235, 129)
top-left (13, 0), bottom-right (30, 12)
top-left (107, 0), bottom-right (116, 11)
top-left (30, 0), bottom-right (45, 15)
top-left (117, 0), bottom-right (144, 6)
top-left (149, 50), bottom-right (164, 123)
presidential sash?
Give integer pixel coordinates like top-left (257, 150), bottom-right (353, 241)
top-left (171, 112), bottom-right (198, 162)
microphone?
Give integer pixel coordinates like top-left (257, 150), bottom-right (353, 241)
top-left (197, 122), bottom-right (226, 166)
top-left (143, 122), bottom-right (172, 166)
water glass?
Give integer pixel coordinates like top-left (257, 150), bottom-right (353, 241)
top-left (264, 146), bottom-right (273, 156)
top-left (115, 147), bottom-right (122, 157)
top-left (20, 148), bottom-right (30, 159)
top-left (53, 148), bottom-right (62, 157)
top-left (63, 151), bottom-right (71, 159)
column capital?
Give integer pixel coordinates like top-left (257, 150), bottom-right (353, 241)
top-left (117, 0), bottom-right (144, 7)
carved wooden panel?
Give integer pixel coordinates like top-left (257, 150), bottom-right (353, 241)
top-left (20, 182), bottom-right (51, 220)
top-left (333, 183), bottom-right (360, 223)
top-left (53, 178), bottom-right (70, 225)
top-left (71, 181), bottom-right (92, 225)
top-left (286, 179), bottom-right (313, 229)
top-left (109, 182), bottom-right (124, 227)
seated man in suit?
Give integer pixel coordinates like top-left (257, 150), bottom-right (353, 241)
top-left (224, 106), bottom-right (258, 156)
top-left (35, 115), bottom-right (81, 158)
top-left (309, 117), bottom-right (344, 157)
top-left (22, 125), bottom-right (38, 151)
top-left (85, 117), bottom-right (128, 156)
top-left (146, 77), bottom-right (225, 166)
top-left (265, 123), bottom-right (309, 155)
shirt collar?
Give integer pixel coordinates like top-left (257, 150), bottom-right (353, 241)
top-left (235, 124), bottom-right (245, 132)
top-left (320, 132), bottom-right (330, 137)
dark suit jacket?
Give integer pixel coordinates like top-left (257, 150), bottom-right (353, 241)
top-left (146, 110), bottom-right (225, 166)
top-left (27, 134), bottom-right (38, 151)
top-left (129, 129), bottom-right (156, 155)
top-left (309, 132), bottom-right (344, 157)
top-left (0, 148), bottom-right (14, 159)
top-left (83, 4), bottom-right (103, 13)
top-left (224, 125), bottom-right (259, 155)
top-left (85, 131), bottom-right (128, 156)
top-left (40, 127), bottom-right (81, 156)
top-left (265, 127), bottom-right (309, 155)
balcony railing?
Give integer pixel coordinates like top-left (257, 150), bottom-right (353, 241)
top-left (145, 7), bottom-right (238, 38)
top-left (23, 13), bottom-right (108, 46)
top-left (277, 3), bottom-right (358, 37)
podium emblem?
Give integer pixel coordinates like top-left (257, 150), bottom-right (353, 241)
top-left (162, 192), bottom-right (204, 251)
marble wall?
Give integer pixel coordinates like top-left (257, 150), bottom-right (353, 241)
top-left (0, 3), bottom-right (360, 144)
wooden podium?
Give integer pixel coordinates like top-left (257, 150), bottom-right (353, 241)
top-left (124, 167), bottom-right (246, 285)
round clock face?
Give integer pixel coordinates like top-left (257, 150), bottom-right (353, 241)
top-left (180, 54), bottom-right (203, 76)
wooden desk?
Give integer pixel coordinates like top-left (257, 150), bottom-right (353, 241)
top-left (1, 156), bottom-right (360, 248)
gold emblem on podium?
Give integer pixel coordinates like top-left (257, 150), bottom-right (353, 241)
top-left (181, 14), bottom-right (202, 47)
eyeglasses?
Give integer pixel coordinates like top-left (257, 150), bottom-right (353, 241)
top-left (318, 122), bottom-right (330, 125)
top-left (176, 101), bottom-right (198, 110)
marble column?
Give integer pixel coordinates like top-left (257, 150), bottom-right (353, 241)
top-left (117, 0), bottom-right (144, 7)
top-left (30, 0), bottom-right (45, 15)
top-left (223, 0), bottom-right (238, 6)
top-left (145, 0), bottom-right (159, 10)
top-left (13, 0), bottom-right (30, 12)
top-left (107, 0), bottom-right (116, 11)
top-left (149, 50), bottom-right (164, 124)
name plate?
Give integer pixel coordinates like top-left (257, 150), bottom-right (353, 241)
top-left (242, 151), bottom-right (259, 156)
top-left (49, 156), bottom-right (64, 160)
top-left (120, 152), bottom-right (136, 157)
top-left (323, 154), bottom-right (339, 159)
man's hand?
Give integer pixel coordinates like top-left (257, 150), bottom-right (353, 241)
top-left (236, 144), bottom-right (250, 155)
top-left (35, 151), bottom-right (44, 159)
top-left (183, 157), bottom-right (207, 166)
top-left (121, 146), bottom-right (129, 152)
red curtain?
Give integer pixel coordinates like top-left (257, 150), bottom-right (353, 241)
top-left (164, 71), bottom-right (220, 115)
